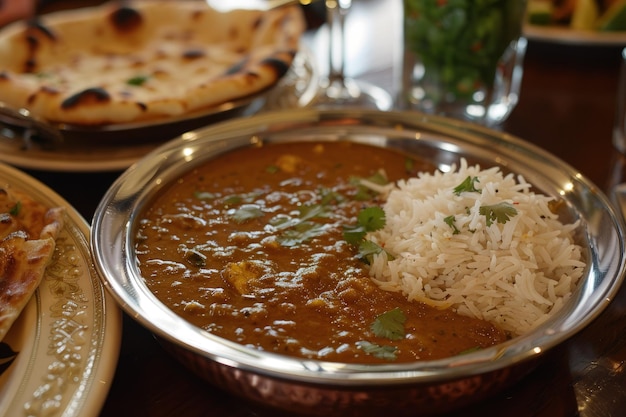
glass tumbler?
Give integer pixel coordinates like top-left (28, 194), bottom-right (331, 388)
top-left (398, 0), bottom-right (528, 126)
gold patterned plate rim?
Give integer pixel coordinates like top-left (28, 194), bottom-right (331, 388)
top-left (0, 162), bottom-right (121, 417)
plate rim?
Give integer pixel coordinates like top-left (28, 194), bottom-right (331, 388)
top-left (0, 46), bottom-right (318, 173)
top-left (0, 161), bottom-right (122, 417)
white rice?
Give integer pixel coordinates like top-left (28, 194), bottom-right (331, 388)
top-left (367, 159), bottom-right (586, 336)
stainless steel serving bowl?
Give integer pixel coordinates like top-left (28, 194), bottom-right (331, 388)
top-left (90, 109), bottom-right (626, 416)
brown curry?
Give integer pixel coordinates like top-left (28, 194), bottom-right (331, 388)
top-left (136, 141), bottom-right (507, 364)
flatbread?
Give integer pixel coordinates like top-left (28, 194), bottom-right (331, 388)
top-left (0, 186), bottom-right (64, 341)
top-left (0, 1), bottom-right (305, 126)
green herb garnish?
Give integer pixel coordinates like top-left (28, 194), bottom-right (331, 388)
top-left (276, 222), bottom-right (327, 247)
top-left (343, 207), bottom-right (386, 245)
top-left (298, 203), bottom-right (330, 222)
top-left (343, 206), bottom-right (390, 263)
top-left (453, 176), bottom-right (480, 195)
top-left (358, 206), bottom-right (387, 231)
top-left (404, 157), bottom-right (415, 173)
top-left (223, 195), bottom-right (242, 206)
top-left (357, 240), bottom-right (387, 264)
top-left (9, 201), bottom-right (21, 216)
top-left (270, 202), bottom-right (332, 246)
top-left (265, 165), bottom-right (279, 174)
top-left (479, 202), bottom-right (518, 226)
top-left (222, 191), bottom-right (262, 207)
top-left (194, 191), bottom-right (216, 200)
top-left (351, 172), bottom-right (389, 201)
top-left (356, 308), bottom-right (407, 361)
top-left (231, 204), bottom-right (264, 224)
top-left (319, 187), bottom-right (344, 206)
top-left (356, 341), bottom-right (398, 361)
top-left (127, 75), bottom-right (149, 86)
top-left (371, 308), bottom-right (406, 341)
top-left (443, 215), bottom-right (460, 234)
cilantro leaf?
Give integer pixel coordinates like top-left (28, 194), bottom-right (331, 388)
top-left (298, 204), bottom-right (329, 221)
top-left (479, 202), bottom-right (518, 226)
top-left (453, 176), bottom-right (480, 195)
top-left (127, 75), bottom-right (149, 86)
top-left (351, 172), bottom-right (389, 200)
top-left (357, 240), bottom-right (386, 264)
top-left (344, 207), bottom-right (389, 262)
top-left (319, 187), bottom-right (344, 205)
top-left (273, 199), bottom-right (336, 247)
top-left (222, 191), bottom-right (263, 207)
top-left (9, 201), bottom-right (21, 216)
top-left (265, 164), bottom-right (279, 174)
top-left (194, 191), bottom-right (216, 200)
top-left (356, 341), bottom-right (398, 361)
top-left (276, 222), bottom-right (326, 247)
top-left (343, 225), bottom-right (367, 246)
top-left (231, 204), bottom-right (264, 223)
top-left (357, 206), bottom-right (386, 231)
top-left (404, 157), bottom-right (415, 173)
top-left (371, 308), bottom-right (406, 341)
top-left (343, 206), bottom-right (386, 244)
top-left (443, 215), bottom-right (460, 234)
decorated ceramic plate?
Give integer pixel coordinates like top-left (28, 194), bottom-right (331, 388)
top-left (0, 162), bottom-right (121, 417)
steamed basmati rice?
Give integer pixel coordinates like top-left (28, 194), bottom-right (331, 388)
top-left (367, 159), bottom-right (586, 336)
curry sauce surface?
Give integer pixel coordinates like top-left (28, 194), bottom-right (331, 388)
top-left (136, 141), bottom-right (507, 363)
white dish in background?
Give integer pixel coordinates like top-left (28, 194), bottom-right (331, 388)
top-left (0, 48), bottom-right (318, 173)
top-left (524, 23), bottom-right (626, 46)
top-left (0, 132), bottom-right (165, 172)
top-left (0, 162), bottom-right (121, 417)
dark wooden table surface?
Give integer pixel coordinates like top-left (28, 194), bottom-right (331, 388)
top-left (11, 1), bottom-right (626, 416)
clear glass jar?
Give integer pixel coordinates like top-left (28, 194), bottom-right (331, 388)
top-left (398, 0), bottom-right (528, 126)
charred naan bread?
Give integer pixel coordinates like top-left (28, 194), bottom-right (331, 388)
top-left (0, 1), bottom-right (305, 126)
top-left (0, 186), bottom-right (64, 341)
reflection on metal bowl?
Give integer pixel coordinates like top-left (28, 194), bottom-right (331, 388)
top-left (158, 337), bottom-right (534, 416)
top-left (90, 109), bottom-right (626, 416)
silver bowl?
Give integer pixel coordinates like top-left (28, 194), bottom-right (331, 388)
top-left (90, 109), bottom-right (626, 416)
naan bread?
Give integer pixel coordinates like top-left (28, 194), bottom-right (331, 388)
top-left (0, 186), bottom-right (64, 341)
top-left (0, 1), bottom-right (305, 126)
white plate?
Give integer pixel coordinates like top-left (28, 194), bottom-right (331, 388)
top-left (0, 132), bottom-right (166, 172)
top-left (0, 49), bottom-right (318, 173)
top-left (0, 162), bottom-right (121, 417)
top-left (524, 23), bottom-right (626, 46)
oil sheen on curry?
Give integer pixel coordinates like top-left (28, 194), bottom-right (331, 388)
top-left (136, 141), bottom-right (507, 363)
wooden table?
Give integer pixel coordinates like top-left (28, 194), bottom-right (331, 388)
top-left (17, 2), bottom-right (626, 416)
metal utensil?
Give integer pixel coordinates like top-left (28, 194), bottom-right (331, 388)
top-left (0, 102), bottom-right (64, 149)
